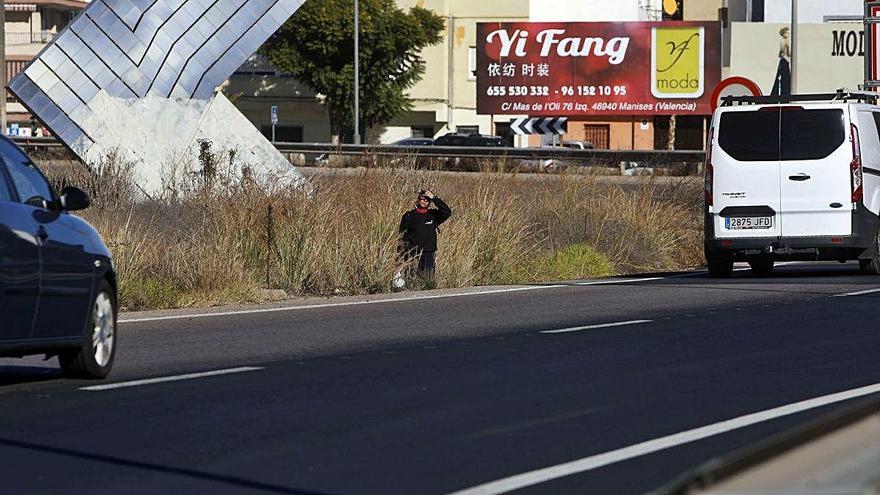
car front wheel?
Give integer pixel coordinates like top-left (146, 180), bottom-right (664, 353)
top-left (60, 280), bottom-right (117, 378)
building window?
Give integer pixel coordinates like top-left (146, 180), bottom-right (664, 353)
top-left (583, 124), bottom-right (610, 150)
top-left (468, 47), bottom-right (477, 81)
top-left (411, 126), bottom-right (435, 138)
top-left (751, 0), bottom-right (764, 22)
top-left (456, 125), bottom-right (479, 135)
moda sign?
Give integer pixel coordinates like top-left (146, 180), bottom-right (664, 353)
top-left (477, 22), bottom-right (721, 116)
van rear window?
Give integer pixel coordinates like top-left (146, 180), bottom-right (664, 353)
top-left (718, 109), bottom-right (845, 161)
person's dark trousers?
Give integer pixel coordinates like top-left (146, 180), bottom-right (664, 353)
top-left (416, 251), bottom-right (436, 288)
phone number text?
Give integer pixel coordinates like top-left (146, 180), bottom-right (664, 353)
top-left (485, 85), bottom-right (628, 97)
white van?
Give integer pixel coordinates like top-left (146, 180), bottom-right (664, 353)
top-left (705, 91), bottom-right (880, 277)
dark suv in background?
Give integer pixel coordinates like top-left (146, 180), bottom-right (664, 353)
top-left (430, 133), bottom-right (507, 171)
top-left (0, 136), bottom-right (117, 378)
top-left (433, 133), bottom-right (506, 147)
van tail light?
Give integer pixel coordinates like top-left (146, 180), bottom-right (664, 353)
top-left (705, 126), bottom-right (714, 207)
top-left (851, 124), bottom-right (863, 204)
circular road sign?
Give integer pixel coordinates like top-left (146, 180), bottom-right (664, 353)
top-left (711, 76), bottom-right (763, 112)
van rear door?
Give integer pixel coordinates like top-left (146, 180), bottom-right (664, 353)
top-left (712, 106), bottom-right (783, 239)
top-left (778, 107), bottom-right (851, 237)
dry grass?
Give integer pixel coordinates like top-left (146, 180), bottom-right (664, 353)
top-left (40, 156), bottom-right (703, 311)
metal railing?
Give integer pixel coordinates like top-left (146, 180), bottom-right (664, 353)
top-left (274, 142), bottom-right (706, 169)
top-left (10, 137), bottom-right (706, 170)
top-left (5, 30), bottom-right (55, 45)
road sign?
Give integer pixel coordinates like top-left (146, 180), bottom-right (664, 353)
top-left (710, 76), bottom-right (762, 112)
top-left (866, 2), bottom-right (880, 89)
top-left (510, 117), bottom-right (567, 135)
top-left (270, 105), bottom-right (279, 125)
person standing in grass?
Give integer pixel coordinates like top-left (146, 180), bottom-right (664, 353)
top-left (398, 189), bottom-right (452, 287)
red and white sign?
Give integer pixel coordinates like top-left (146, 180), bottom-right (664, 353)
top-left (476, 21), bottom-right (722, 116)
top-left (710, 76), bottom-right (762, 112)
top-left (869, 3), bottom-right (880, 84)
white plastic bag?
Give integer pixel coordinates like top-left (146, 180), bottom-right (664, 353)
top-left (392, 270), bottom-right (406, 289)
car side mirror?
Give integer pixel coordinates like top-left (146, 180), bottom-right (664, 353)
top-left (60, 186), bottom-right (90, 211)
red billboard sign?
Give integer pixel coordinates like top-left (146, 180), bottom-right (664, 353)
top-left (477, 22), bottom-right (721, 116)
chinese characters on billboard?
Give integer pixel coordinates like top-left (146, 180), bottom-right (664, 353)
top-left (476, 22), bottom-right (721, 116)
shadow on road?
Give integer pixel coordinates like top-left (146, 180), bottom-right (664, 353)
top-left (0, 366), bottom-right (63, 386)
top-left (0, 437), bottom-right (338, 495)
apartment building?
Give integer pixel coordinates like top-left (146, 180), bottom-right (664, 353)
top-left (4, 0), bottom-right (86, 131)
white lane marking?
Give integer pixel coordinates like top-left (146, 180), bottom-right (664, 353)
top-left (834, 287), bottom-right (880, 297)
top-left (120, 286), bottom-right (564, 323)
top-left (119, 273), bottom-right (703, 324)
top-left (444, 382), bottom-right (880, 495)
top-left (540, 320), bottom-right (653, 334)
top-left (575, 277), bottom-right (664, 286)
top-left (80, 367), bottom-right (264, 391)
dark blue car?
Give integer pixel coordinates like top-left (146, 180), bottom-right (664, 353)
top-left (0, 137), bottom-right (117, 378)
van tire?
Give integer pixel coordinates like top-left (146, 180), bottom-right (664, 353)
top-left (707, 255), bottom-right (734, 278)
top-left (748, 256), bottom-right (774, 276)
top-left (860, 230), bottom-right (880, 275)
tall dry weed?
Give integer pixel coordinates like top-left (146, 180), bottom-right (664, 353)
top-left (40, 155), bottom-right (702, 310)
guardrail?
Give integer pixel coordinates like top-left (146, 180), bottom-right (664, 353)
top-left (273, 142), bottom-right (706, 165)
top-left (11, 137), bottom-right (706, 168)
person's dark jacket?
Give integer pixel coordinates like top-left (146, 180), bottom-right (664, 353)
top-left (399, 197), bottom-right (452, 253)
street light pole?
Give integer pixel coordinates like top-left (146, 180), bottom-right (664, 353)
top-left (353, 0), bottom-right (360, 145)
top-left (791, 0), bottom-right (797, 94)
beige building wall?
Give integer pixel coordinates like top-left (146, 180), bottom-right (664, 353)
top-left (383, 0), bottom-right (529, 142)
top-left (684, 0), bottom-right (723, 21)
top-left (225, 76), bottom-right (332, 142)
top-left (729, 22), bottom-right (863, 95)
top-left (5, 10), bottom-right (51, 57)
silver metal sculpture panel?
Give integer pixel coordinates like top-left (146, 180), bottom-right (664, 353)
top-left (9, 0), bottom-right (306, 194)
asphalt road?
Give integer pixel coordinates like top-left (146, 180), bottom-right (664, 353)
top-left (2, 262), bottom-right (880, 495)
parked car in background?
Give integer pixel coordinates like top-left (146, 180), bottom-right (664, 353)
top-left (561, 140), bottom-right (596, 150)
top-left (392, 137), bottom-right (434, 146)
top-left (620, 161), bottom-right (655, 176)
top-left (429, 133), bottom-right (507, 170)
top-left (433, 133), bottom-right (506, 147)
top-left (0, 136), bottom-right (117, 378)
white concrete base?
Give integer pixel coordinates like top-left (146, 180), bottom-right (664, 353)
top-left (73, 91), bottom-right (306, 197)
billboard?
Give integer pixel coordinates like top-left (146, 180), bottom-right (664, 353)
top-left (728, 22), bottom-right (863, 95)
top-left (476, 22), bottom-right (721, 116)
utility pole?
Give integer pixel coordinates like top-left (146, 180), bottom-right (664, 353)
top-left (791, 0), bottom-right (797, 94)
top-left (353, 0), bottom-right (360, 145)
top-left (1, 0), bottom-right (7, 135)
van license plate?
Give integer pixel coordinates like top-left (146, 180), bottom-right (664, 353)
top-left (725, 217), bottom-right (773, 230)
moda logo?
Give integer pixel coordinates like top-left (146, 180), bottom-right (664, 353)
top-left (652, 27), bottom-right (705, 99)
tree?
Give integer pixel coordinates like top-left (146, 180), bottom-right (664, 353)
top-left (261, 0), bottom-right (445, 142)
